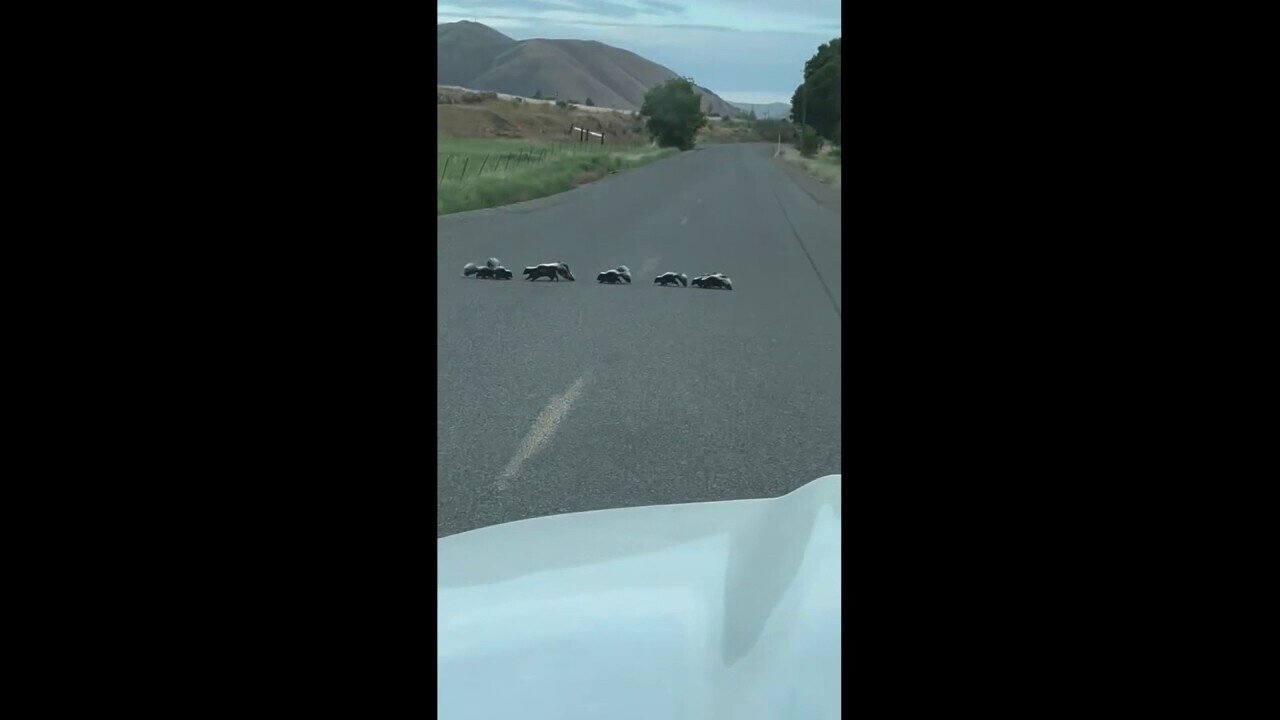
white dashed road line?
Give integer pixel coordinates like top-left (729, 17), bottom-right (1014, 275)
top-left (498, 375), bottom-right (589, 480)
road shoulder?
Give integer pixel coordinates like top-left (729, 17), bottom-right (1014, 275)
top-left (772, 149), bottom-right (841, 216)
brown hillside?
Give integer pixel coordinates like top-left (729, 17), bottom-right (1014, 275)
top-left (438, 21), bottom-right (742, 117)
top-left (438, 91), bottom-right (651, 145)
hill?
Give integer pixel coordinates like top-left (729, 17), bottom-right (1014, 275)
top-left (728, 101), bottom-right (792, 120)
top-left (437, 21), bottom-right (742, 118)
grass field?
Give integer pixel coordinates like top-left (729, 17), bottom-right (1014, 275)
top-left (437, 137), bottom-right (676, 216)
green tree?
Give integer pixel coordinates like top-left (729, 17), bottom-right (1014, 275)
top-left (585, 97), bottom-right (595, 106)
top-left (790, 38), bottom-right (841, 142)
top-left (533, 88), bottom-right (543, 99)
top-left (640, 77), bottom-right (708, 151)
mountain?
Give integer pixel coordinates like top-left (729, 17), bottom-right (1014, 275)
top-left (728, 101), bottom-right (792, 120)
top-left (437, 21), bottom-right (742, 117)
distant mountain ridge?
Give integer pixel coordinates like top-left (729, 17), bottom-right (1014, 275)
top-left (728, 101), bottom-right (792, 120)
top-left (438, 21), bottom-right (742, 118)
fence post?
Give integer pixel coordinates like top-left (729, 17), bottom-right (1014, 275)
top-left (477, 154), bottom-right (490, 176)
top-left (459, 156), bottom-right (470, 180)
top-left (440, 154), bottom-right (452, 183)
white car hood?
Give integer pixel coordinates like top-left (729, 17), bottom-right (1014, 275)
top-left (438, 475), bottom-right (841, 720)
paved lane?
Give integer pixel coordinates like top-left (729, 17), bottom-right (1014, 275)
top-left (437, 143), bottom-right (840, 537)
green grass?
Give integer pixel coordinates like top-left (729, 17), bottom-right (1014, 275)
top-left (437, 137), bottom-right (676, 215)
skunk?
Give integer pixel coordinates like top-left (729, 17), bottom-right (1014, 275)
top-left (464, 258), bottom-right (505, 278)
top-left (691, 274), bottom-right (733, 290)
top-left (654, 272), bottom-right (688, 287)
top-left (596, 269), bottom-right (628, 284)
top-left (614, 265), bottom-right (631, 282)
top-left (523, 262), bottom-right (572, 281)
top-left (493, 266), bottom-right (513, 280)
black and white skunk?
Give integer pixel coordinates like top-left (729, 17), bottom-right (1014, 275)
top-left (653, 272), bottom-right (688, 287)
top-left (464, 258), bottom-right (502, 276)
top-left (691, 273), bottom-right (733, 290)
top-left (464, 258), bottom-right (513, 279)
top-left (523, 262), bottom-right (574, 281)
top-left (596, 269), bottom-right (628, 284)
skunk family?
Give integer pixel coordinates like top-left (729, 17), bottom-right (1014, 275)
top-left (653, 272), bottom-right (688, 287)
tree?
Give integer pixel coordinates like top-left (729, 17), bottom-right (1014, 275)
top-left (640, 77), bottom-right (708, 151)
top-left (585, 97), bottom-right (595, 106)
top-left (790, 38), bottom-right (841, 142)
top-left (533, 88), bottom-right (543, 99)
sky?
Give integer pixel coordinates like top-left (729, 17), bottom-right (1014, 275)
top-left (437, 0), bottom-right (841, 106)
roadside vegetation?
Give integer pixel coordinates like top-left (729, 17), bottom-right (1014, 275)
top-left (437, 137), bottom-right (676, 215)
top-left (693, 36), bottom-right (841, 187)
top-left (639, 77), bottom-right (708, 151)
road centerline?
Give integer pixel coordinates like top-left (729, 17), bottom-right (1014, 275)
top-left (499, 375), bottom-right (589, 480)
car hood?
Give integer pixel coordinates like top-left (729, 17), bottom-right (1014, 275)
top-left (438, 475), bottom-right (841, 720)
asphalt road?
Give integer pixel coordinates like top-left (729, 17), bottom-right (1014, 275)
top-left (437, 142), bottom-right (840, 538)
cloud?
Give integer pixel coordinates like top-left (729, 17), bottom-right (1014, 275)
top-left (439, 12), bottom-right (732, 31)
top-left (638, 0), bottom-right (683, 13)
top-left (440, 0), bottom-right (642, 18)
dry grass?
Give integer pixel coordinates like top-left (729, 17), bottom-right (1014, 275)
top-left (438, 90), bottom-right (650, 145)
top-left (775, 145), bottom-right (842, 188)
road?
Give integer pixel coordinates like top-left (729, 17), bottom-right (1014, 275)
top-left (437, 142), bottom-right (840, 538)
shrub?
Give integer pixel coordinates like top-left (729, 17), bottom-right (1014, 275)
top-left (585, 97), bottom-right (595, 106)
top-left (798, 125), bottom-right (821, 157)
top-left (753, 118), bottom-right (798, 143)
top-left (555, 100), bottom-right (570, 109)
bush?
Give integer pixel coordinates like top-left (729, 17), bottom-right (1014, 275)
top-left (753, 118), bottom-right (798, 143)
top-left (460, 91), bottom-right (497, 104)
top-left (798, 125), bottom-right (821, 157)
top-left (585, 97), bottom-right (595, 107)
top-left (555, 100), bottom-right (570, 109)
top-left (640, 77), bottom-right (708, 151)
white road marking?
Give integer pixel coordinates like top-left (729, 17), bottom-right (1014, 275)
top-left (499, 376), bottom-right (588, 479)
